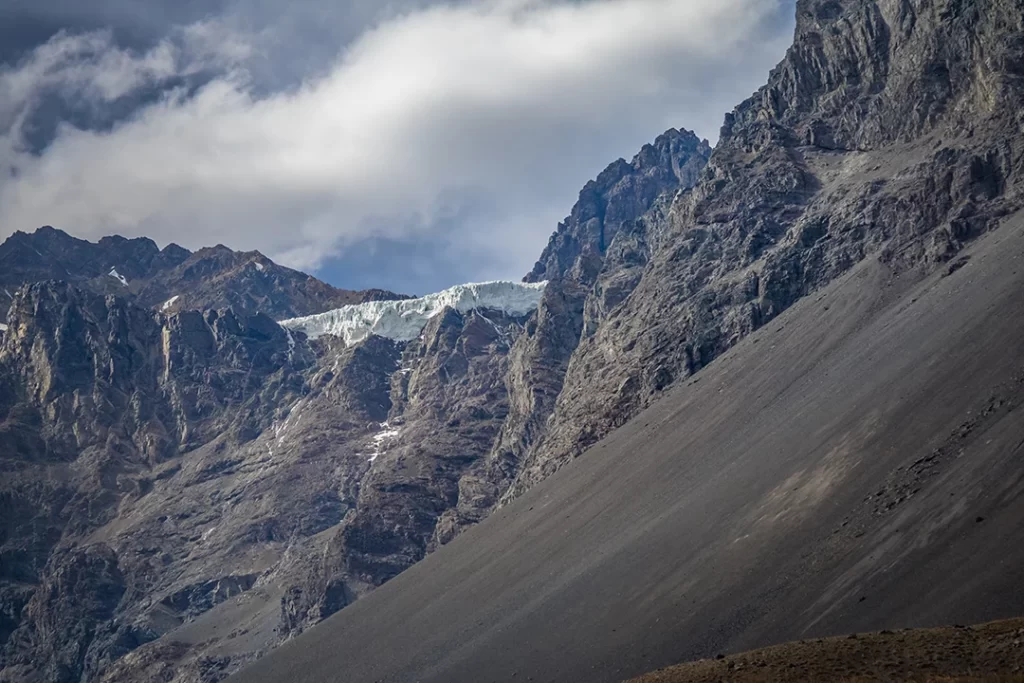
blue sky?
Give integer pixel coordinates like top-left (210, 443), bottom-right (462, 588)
top-left (0, 0), bottom-right (794, 295)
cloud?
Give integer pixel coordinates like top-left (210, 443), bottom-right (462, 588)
top-left (0, 22), bottom-right (253, 151)
top-left (0, 0), bottom-right (793, 291)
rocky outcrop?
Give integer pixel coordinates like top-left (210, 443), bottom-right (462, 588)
top-left (278, 305), bottom-right (533, 636)
top-left (495, 129), bottom-right (712, 498)
top-left (2, 545), bottom-right (126, 683)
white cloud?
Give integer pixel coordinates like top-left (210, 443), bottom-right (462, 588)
top-left (0, 0), bottom-right (792, 284)
top-left (0, 23), bottom-right (251, 141)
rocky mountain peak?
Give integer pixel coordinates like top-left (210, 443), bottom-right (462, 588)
top-left (526, 127), bottom-right (711, 285)
top-left (0, 228), bottom-right (187, 313)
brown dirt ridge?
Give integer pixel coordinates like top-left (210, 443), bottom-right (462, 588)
top-left (629, 618), bottom-right (1024, 683)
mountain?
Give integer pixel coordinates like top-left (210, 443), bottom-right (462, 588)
top-left (0, 278), bottom-right (557, 683)
top-left (4, 0), bottom-right (1024, 681)
top-left (0, 227), bottom-right (405, 324)
top-left (501, 0), bottom-right (1024, 494)
top-left (0, 128), bottom-right (712, 682)
top-left (0, 227), bottom-right (190, 318)
top-left (235, 177), bottom-right (1024, 683)
top-left (230, 0), bottom-right (1024, 681)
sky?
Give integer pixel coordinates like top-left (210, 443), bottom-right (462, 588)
top-left (0, 0), bottom-right (795, 295)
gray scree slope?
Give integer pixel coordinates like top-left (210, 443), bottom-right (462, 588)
top-left (235, 206), bottom-right (1024, 683)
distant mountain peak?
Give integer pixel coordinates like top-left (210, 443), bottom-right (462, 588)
top-left (0, 228), bottom-right (405, 323)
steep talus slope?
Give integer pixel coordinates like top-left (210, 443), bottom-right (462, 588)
top-left (507, 0), bottom-right (1024, 492)
top-left (235, 203), bottom-right (1024, 683)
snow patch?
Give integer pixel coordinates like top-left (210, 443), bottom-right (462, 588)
top-left (254, 261), bottom-right (265, 272)
top-left (284, 327), bottom-right (297, 361)
top-left (109, 268), bottom-right (129, 287)
top-left (368, 422), bottom-right (401, 463)
top-left (161, 296), bottom-right (180, 311)
top-left (285, 327), bottom-right (296, 353)
top-left (280, 280), bottom-right (547, 345)
top-left (0, 323), bottom-right (7, 333)
top-left (272, 400), bottom-right (304, 443)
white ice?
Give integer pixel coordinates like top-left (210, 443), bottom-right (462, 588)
top-left (284, 327), bottom-right (296, 361)
top-left (279, 280), bottom-right (547, 345)
top-left (161, 295), bottom-right (180, 311)
top-left (368, 422), bottom-right (401, 463)
top-left (109, 268), bottom-right (129, 287)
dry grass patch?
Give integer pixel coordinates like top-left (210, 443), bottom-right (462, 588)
top-left (629, 618), bottom-right (1024, 683)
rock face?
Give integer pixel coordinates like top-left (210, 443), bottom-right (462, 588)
top-left (0, 279), bottom-right (542, 683)
top-left (0, 282), bottom-right (319, 682)
top-left (496, 128), bottom-right (713, 500)
top-left (3, 1), bottom-right (1024, 681)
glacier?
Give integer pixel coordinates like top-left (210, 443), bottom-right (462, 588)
top-left (279, 280), bottom-right (547, 345)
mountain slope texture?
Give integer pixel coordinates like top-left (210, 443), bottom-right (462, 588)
top-left (237, 180), bottom-right (1024, 683)
top-left (234, 0), bottom-right (1024, 680)
top-left (2, 0), bottom-right (1024, 682)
